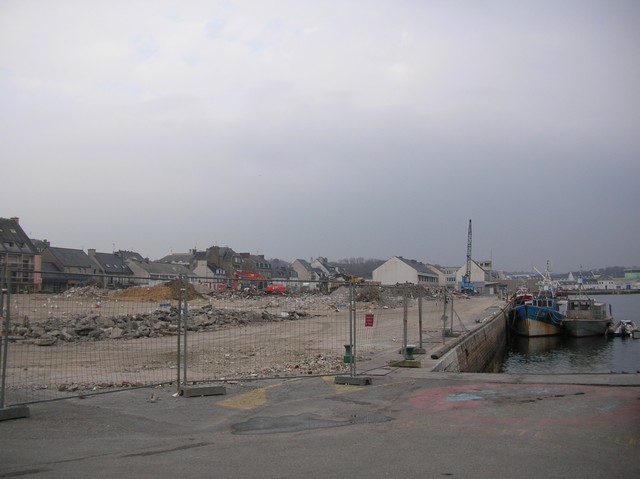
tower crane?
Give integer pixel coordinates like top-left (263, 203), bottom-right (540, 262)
top-left (460, 219), bottom-right (475, 293)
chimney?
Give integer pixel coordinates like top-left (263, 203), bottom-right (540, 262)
top-left (88, 248), bottom-right (96, 258)
top-left (10, 217), bottom-right (19, 224)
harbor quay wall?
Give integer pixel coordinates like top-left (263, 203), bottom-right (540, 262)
top-left (431, 302), bottom-right (511, 373)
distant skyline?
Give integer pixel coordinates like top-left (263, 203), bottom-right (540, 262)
top-left (1, 1), bottom-right (638, 273)
top-left (8, 215), bottom-right (637, 275)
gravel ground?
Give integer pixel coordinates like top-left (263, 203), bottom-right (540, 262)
top-left (2, 284), bottom-right (499, 402)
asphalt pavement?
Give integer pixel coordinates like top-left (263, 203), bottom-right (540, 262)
top-left (1, 357), bottom-right (638, 479)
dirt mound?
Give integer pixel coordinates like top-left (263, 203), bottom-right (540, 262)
top-left (112, 280), bottom-right (201, 301)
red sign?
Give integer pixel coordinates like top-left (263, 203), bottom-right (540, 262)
top-left (364, 313), bottom-right (374, 327)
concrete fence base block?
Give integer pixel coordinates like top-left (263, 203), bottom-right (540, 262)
top-left (0, 405), bottom-right (30, 422)
top-left (179, 385), bottom-right (227, 397)
top-left (335, 375), bottom-right (372, 386)
top-left (389, 359), bottom-right (422, 368)
top-left (412, 347), bottom-right (426, 355)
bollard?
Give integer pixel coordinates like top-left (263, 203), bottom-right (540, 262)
top-left (343, 344), bottom-right (352, 364)
top-left (404, 344), bottom-right (416, 360)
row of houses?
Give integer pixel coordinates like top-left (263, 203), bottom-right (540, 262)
top-left (1, 216), bottom-right (503, 294)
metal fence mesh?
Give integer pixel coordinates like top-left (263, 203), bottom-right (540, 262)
top-left (1, 272), bottom-right (451, 407)
top-left (1, 287), bottom-right (181, 405)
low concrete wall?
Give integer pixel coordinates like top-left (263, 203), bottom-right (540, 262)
top-left (431, 302), bottom-right (510, 373)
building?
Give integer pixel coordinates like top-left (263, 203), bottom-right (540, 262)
top-left (0, 217), bottom-right (41, 292)
top-left (624, 269), bottom-right (640, 280)
top-left (126, 259), bottom-right (196, 286)
top-left (87, 249), bottom-right (134, 288)
top-left (40, 246), bottom-right (94, 292)
top-left (206, 246), bottom-right (242, 279)
top-left (239, 253), bottom-right (272, 280)
top-left (158, 252), bottom-right (193, 266)
top-left (190, 250), bottom-right (227, 291)
top-left (428, 265), bottom-right (459, 289)
top-left (310, 257), bottom-right (341, 278)
top-left (291, 259), bottom-right (324, 290)
top-left (454, 259), bottom-right (492, 294)
top-left (372, 256), bottom-right (439, 286)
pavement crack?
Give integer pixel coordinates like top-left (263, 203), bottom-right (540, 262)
top-left (0, 469), bottom-right (52, 478)
top-left (121, 441), bottom-right (211, 457)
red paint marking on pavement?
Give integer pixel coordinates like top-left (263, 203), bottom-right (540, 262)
top-left (409, 383), bottom-right (640, 427)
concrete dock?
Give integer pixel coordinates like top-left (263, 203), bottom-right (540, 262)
top-left (1, 298), bottom-right (638, 478)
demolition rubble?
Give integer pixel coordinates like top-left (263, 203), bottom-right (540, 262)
top-left (5, 282), bottom-right (439, 345)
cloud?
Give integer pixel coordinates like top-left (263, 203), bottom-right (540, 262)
top-left (1, 1), bottom-right (638, 271)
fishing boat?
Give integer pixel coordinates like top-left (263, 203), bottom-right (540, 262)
top-left (509, 263), bottom-right (565, 337)
top-left (562, 297), bottom-right (613, 337)
top-left (561, 275), bottom-right (614, 338)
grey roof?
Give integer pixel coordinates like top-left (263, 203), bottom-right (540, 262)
top-left (158, 253), bottom-right (193, 264)
top-left (192, 251), bottom-right (207, 261)
top-left (130, 260), bottom-right (195, 277)
top-left (41, 261), bottom-right (62, 273)
top-left (118, 251), bottom-right (145, 262)
top-left (0, 218), bottom-right (38, 255)
top-left (295, 259), bottom-right (312, 270)
top-left (93, 252), bottom-right (133, 275)
top-left (219, 247), bottom-right (239, 260)
top-left (48, 247), bottom-right (93, 268)
top-left (397, 257), bottom-right (439, 277)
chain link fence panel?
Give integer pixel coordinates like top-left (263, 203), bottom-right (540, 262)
top-left (1, 269), bottom-right (454, 406)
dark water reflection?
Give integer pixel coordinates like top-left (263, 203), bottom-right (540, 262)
top-left (500, 294), bottom-right (640, 374)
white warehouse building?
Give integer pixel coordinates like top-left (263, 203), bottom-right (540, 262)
top-left (372, 256), bottom-right (440, 286)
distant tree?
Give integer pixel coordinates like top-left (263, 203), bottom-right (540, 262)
top-left (333, 258), bottom-right (384, 279)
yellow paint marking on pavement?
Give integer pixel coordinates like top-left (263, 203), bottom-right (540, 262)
top-left (218, 387), bottom-right (267, 410)
top-left (218, 378), bottom-right (302, 410)
top-left (219, 376), bottom-right (372, 410)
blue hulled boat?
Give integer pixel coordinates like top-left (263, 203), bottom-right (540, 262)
top-left (509, 263), bottom-right (566, 337)
top-left (511, 296), bottom-right (565, 337)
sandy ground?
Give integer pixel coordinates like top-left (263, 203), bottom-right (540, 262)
top-left (2, 290), bottom-right (500, 404)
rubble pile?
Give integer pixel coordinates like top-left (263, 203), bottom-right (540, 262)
top-left (9, 305), bottom-right (311, 344)
top-left (59, 286), bottom-right (106, 300)
top-left (221, 354), bottom-right (349, 379)
top-left (112, 280), bottom-right (201, 301)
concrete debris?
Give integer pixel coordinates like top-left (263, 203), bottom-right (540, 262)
top-left (55, 380), bottom-right (144, 392)
top-left (7, 305), bottom-right (312, 343)
top-left (59, 286), bottom-right (106, 299)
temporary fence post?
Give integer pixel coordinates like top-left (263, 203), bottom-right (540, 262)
top-left (414, 287), bottom-right (426, 355)
top-left (0, 270), bottom-right (29, 420)
top-left (402, 284), bottom-right (408, 357)
top-left (389, 283), bottom-right (421, 367)
top-left (178, 276), bottom-right (226, 398)
top-left (442, 290), bottom-right (448, 344)
top-left (418, 288), bottom-right (423, 348)
top-left (0, 270), bottom-right (8, 409)
top-left (450, 293), bottom-right (454, 334)
top-left (351, 282), bottom-right (357, 377)
top-left (176, 290), bottom-right (183, 394)
top-left (182, 285), bottom-right (188, 388)
top-left (335, 282), bottom-right (372, 386)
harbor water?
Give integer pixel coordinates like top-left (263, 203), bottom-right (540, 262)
top-left (500, 294), bottom-right (640, 374)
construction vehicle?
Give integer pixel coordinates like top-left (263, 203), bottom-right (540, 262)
top-left (326, 273), bottom-right (366, 293)
top-left (460, 219), bottom-right (476, 294)
top-left (264, 283), bottom-right (287, 294)
top-left (232, 270), bottom-right (264, 290)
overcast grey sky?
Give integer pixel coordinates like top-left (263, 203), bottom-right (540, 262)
top-left (1, 1), bottom-right (638, 273)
